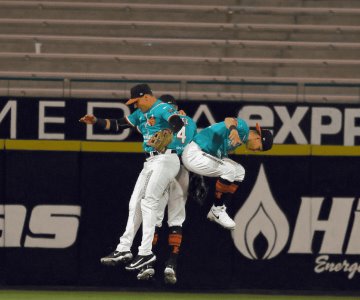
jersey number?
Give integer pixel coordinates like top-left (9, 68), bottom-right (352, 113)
top-left (176, 126), bottom-right (186, 144)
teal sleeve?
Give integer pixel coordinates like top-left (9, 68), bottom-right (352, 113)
top-left (160, 103), bottom-right (178, 121)
top-left (212, 122), bottom-right (229, 137)
top-left (126, 110), bottom-right (140, 127)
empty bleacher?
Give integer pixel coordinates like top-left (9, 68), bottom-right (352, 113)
top-left (0, 0), bottom-right (359, 102)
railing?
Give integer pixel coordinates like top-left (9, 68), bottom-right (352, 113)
top-left (1, 74), bottom-right (360, 103)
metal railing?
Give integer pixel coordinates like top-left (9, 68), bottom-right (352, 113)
top-left (1, 74), bottom-right (360, 103)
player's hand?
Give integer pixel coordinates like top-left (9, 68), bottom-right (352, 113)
top-left (178, 110), bottom-right (186, 116)
top-left (229, 128), bottom-right (241, 147)
top-left (79, 114), bottom-right (97, 124)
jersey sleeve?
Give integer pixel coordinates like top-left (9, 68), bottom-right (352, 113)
top-left (125, 109), bottom-right (141, 127)
top-left (159, 103), bottom-right (178, 121)
top-left (212, 121), bottom-right (229, 138)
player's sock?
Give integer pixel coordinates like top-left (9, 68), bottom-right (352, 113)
top-left (166, 226), bottom-right (182, 267)
top-left (152, 226), bottom-right (161, 253)
top-left (214, 178), bottom-right (239, 206)
top-left (165, 228), bottom-right (181, 285)
top-left (152, 226), bottom-right (160, 248)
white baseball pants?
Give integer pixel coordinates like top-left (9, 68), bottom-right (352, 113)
top-left (156, 165), bottom-right (189, 228)
top-left (116, 152), bottom-right (180, 256)
top-left (182, 141), bottom-right (245, 183)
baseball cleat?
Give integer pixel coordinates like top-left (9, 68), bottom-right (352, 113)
top-left (164, 265), bottom-right (177, 284)
top-left (137, 264), bottom-right (155, 280)
top-left (125, 253), bottom-right (156, 270)
top-left (100, 251), bottom-right (133, 266)
top-left (207, 205), bottom-right (236, 230)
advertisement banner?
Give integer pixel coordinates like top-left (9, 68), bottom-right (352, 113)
top-left (0, 97), bottom-right (359, 146)
top-left (226, 156), bottom-right (360, 291)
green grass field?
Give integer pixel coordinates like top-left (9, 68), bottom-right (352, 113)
top-left (0, 291), bottom-right (358, 300)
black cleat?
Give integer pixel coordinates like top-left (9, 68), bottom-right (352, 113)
top-left (125, 254), bottom-right (156, 270)
top-left (100, 251), bottom-right (133, 266)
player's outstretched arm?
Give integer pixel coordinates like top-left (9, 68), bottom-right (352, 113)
top-left (79, 115), bottom-right (133, 131)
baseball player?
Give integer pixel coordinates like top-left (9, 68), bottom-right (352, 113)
top-left (80, 84), bottom-right (184, 270)
top-left (136, 95), bottom-right (197, 284)
top-left (182, 118), bottom-right (273, 230)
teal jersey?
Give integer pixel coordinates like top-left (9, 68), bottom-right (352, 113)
top-left (167, 115), bottom-right (197, 155)
top-left (194, 118), bottom-right (249, 158)
top-left (126, 99), bottom-right (178, 153)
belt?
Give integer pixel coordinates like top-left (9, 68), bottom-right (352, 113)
top-left (145, 149), bottom-right (177, 158)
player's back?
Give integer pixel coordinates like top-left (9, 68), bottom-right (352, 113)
top-left (168, 115), bottom-right (197, 155)
top-left (193, 122), bottom-right (228, 157)
top-left (194, 119), bottom-right (249, 158)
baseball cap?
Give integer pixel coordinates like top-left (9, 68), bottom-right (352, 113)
top-left (256, 123), bottom-right (273, 151)
top-left (125, 83), bottom-right (153, 105)
top-left (159, 94), bottom-right (177, 106)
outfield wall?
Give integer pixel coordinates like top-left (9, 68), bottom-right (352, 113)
top-left (0, 98), bottom-right (360, 292)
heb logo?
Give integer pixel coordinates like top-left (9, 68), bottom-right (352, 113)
top-left (0, 205), bottom-right (81, 249)
top-left (231, 166), bottom-right (360, 279)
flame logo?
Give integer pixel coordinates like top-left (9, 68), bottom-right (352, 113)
top-left (232, 165), bottom-right (289, 260)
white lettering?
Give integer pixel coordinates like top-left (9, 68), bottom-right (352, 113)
top-left (0, 205), bottom-right (26, 247)
top-left (238, 106), bottom-right (274, 130)
top-left (87, 102), bottom-right (131, 140)
top-left (315, 255), bottom-right (360, 279)
top-left (346, 199), bottom-right (360, 254)
top-left (0, 205), bottom-right (81, 248)
top-left (344, 109), bottom-right (360, 146)
top-left (38, 101), bottom-right (65, 139)
top-left (274, 106), bottom-right (308, 144)
top-left (311, 107), bottom-right (342, 145)
top-left (289, 197), bottom-right (354, 254)
top-left (24, 205), bottom-right (81, 248)
top-left (0, 100), bottom-right (17, 138)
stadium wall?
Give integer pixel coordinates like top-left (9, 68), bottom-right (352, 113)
top-left (0, 97), bottom-right (360, 292)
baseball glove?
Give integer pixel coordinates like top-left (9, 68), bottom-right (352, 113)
top-left (147, 128), bottom-right (173, 152)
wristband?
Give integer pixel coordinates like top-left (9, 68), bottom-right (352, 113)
top-left (229, 125), bottom-right (237, 132)
top-left (96, 118), bottom-right (107, 128)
